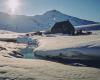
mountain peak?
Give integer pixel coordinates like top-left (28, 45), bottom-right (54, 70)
top-left (48, 10), bottom-right (60, 13)
top-left (0, 10), bottom-right (97, 32)
top-left (44, 10), bottom-right (63, 15)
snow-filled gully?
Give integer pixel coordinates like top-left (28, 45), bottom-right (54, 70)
top-left (20, 45), bottom-right (36, 59)
top-left (19, 39), bottom-right (39, 59)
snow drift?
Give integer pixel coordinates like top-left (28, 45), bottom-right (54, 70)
top-left (34, 31), bottom-right (100, 60)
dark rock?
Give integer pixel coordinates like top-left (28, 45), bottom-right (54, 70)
top-left (75, 30), bottom-right (92, 35)
top-left (9, 51), bottom-right (23, 58)
top-left (51, 21), bottom-right (75, 35)
top-left (0, 38), bottom-right (16, 42)
top-left (0, 46), bottom-right (6, 51)
top-left (0, 71), bottom-right (7, 74)
top-left (34, 31), bottom-right (42, 36)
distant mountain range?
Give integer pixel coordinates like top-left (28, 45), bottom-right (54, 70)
top-left (0, 10), bottom-right (99, 32)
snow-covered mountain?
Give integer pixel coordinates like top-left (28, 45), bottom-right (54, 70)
top-left (76, 24), bottom-right (100, 31)
top-left (0, 10), bottom-right (99, 32)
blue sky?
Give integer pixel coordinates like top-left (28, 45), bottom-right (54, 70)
top-left (0, 0), bottom-right (100, 22)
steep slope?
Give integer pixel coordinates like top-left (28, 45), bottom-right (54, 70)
top-left (33, 10), bottom-right (96, 28)
top-left (0, 10), bottom-right (98, 32)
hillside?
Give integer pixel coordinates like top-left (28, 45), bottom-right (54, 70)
top-left (0, 10), bottom-right (98, 32)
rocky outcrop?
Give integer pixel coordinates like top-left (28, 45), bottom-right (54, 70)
top-left (51, 21), bottom-right (75, 35)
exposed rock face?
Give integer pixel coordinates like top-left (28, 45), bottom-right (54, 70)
top-left (51, 21), bottom-right (75, 35)
top-left (10, 51), bottom-right (23, 58)
top-left (0, 46), bottom-right (6, 51)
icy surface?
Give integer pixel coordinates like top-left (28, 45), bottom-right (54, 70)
top-left (34, 31), bottom-right (100, 59)
top-left (0, 30), bottom-right (100, 80)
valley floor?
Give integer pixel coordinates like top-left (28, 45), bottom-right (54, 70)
top-left (0, 30), bottom-right (100, 80)
top-left (0, 56), bottom-right (100, 80)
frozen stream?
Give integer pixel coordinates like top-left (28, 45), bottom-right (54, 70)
top-left (17, 36), bottom-right (40, 59)
top-left (20, 45), bottom-right (37, 59)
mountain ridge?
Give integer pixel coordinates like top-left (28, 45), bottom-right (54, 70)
top-left (0, 10), bottom-right (99, 32)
